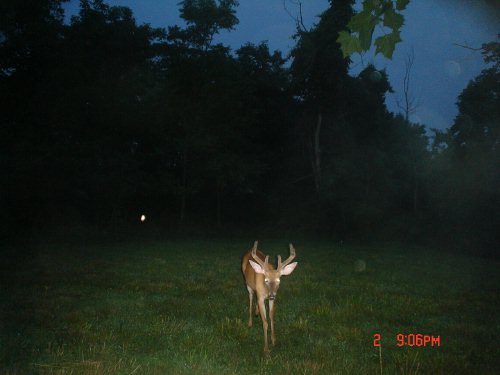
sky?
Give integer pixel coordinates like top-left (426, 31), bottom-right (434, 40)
top-left (63, 0), bottom-right (499, 131)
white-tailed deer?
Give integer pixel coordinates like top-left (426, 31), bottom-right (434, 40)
top-left (241, 241), bottom-right (298, 352)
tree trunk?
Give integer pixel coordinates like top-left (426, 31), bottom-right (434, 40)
top-left (363, 171), bottom-right (371, 209)
top-left (216, 178), bottom-right (223, 226)
top-left (179, 148), bottom-right (187, 224)
top-left (413, 165), bottom-right (418, 214)
top-left (311, 112), bottom-right (322, 192)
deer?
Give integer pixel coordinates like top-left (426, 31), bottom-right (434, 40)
top-left (241, 241), bottom-right (298, 352)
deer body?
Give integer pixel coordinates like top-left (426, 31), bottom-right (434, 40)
top-left (241, 241), bottom-right (298, 352)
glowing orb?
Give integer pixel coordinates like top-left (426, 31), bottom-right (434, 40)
top-left (369, 70), bottom-right (382, 82)
top-left (444, 60), bottom-right (461, 77)
top-left (140, 214), bottom-right (146, 222)
top-left (354, 259), bottom-right (366, 273)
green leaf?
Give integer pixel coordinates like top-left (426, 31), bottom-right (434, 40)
top-left (348, 11), bottom-right (378, 50)
top-left (361, 0), bottom-right (379, 12)
top-left (337, 31), bottom-right (362, 58)
top-left (383, 7), bottom-right (404, 30)
top-left (396, 0), bottom-right (410, 11)
top-left (339, 0), bottom-right (407, 59)
top-left (347, 11), bottom-right (375, 31)
top-left (358, 27), bottom-right (375, 51)
top-left (374, 30), bottom-right (401, 59)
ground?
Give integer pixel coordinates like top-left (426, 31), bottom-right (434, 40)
top-left (1, 239), bottom-right (499, 374)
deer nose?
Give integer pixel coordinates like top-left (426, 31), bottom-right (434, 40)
top-left (269, 294), bottom-right (275, 300)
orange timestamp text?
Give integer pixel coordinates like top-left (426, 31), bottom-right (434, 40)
top-left (373, 333), bottom-right (441, 347)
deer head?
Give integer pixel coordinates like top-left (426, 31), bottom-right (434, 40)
top-left (248, 242), bottom-right (298, 300)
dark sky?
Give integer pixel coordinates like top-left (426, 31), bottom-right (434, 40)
top-left (64, 0), bottom-right (499, 131)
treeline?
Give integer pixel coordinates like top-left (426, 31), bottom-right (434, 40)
top-left (1, 0), bottom-right (498, 254)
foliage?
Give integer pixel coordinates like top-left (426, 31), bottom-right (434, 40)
top-left (0, 0), bottom-right (167, 231)
top-left (290, 0), bottom-right (354, 106)
top-left (162, 2), bottom-right (289, 224)
top-left (176, 0), bottom-right (239, 49)
top-left (337, 0), bottom-right (409, 59)
top-left (481, 35), bottom-right (500, 69)
top-left (427, 38), bottom-right (500, 253)
top-left (1, 0), bottom-right (497, 254)
top-left (0, 0), bottom-right (68, 76)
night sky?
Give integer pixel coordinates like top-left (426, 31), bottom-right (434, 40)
top-left (63, 0), bottom-right (499, 131)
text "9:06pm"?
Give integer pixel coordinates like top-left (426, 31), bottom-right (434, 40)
top-left (373, 333), bottom-right (441, 347)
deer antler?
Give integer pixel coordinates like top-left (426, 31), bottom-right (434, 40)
top-left (251, 241), bottom-right (269, 269)
top-left (243, 241), bottom-right (298, 352)
top-left (277, 243), bottom-right (296, 271)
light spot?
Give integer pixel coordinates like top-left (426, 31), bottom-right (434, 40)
top-left (354, 259), bottom-right (366, 273)
top-left (370, 70), bottom-right (382, 82)
top-left (444, 60), bottom-right (461, 77)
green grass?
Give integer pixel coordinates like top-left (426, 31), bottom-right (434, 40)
top-left (1, 239), bottom-right (499, 374)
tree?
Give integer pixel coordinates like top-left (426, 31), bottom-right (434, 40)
top-left (427, 37), bottom-right (499, 253)
top-left (450, 68), bottom-right (499, 156)
top-left (234, 42), bottom-right (291, 224)
top-left (56, 1), bottom-right (166, 221)
top-left (394, 49), bottom-right (422, 213)
top-left (1, 0), bottom-right (168, 235)
top-left (0, 0), bottom-right (69, 235)
top-left (0, 0), bottom-right (68, 76)
top-left (395, 48), bottom-right (419, 122)
top-left (163, 0), bottom-right (244, 224)
top-left (171, 0), bottom-right (239, 50)
top-left (290, 0), bottom-right (355, 192)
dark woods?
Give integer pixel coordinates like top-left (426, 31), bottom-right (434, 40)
top-left (1, 0), bottom-right (498, 255)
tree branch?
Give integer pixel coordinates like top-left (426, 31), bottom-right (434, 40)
top-left (283, 0), bottom-right (308, 32)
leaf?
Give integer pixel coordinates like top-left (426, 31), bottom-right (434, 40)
top-left (337, 31), bottom-right (362, 58)
top-left (396, 0), bottom-right (410, 11)
top-left (358, 27), bottom-right (375, 51)
top-left (374, 30), bottom-right (401, 59)
top-left (383, 7), bottom-right (404, 30)
top-left (347, 11), bottom-right (374, 31)
top-left (361, 0), bottom-right (379, 12)
top-left (339, 0), bottom-right (407, 59)
top-left (348, 11), bottom-right (378, 50)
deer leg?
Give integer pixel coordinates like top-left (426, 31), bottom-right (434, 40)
top-left (257, 297), bottom-right (269, 352)
top-left (246, 285), bottom-right (253, 327)
top-left (269, 299), bottom-right (276, 346)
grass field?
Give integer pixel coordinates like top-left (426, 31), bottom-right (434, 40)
top-left (1, 239), bottom-right (499, 374)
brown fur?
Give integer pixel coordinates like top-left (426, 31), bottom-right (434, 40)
top-left (241, 241), bottom-right (297, 352)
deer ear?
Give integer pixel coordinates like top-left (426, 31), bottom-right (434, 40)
top-left (280, 262), bottom-right (298, 276)
top-left (249, 260), bottom-right (265, 274)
